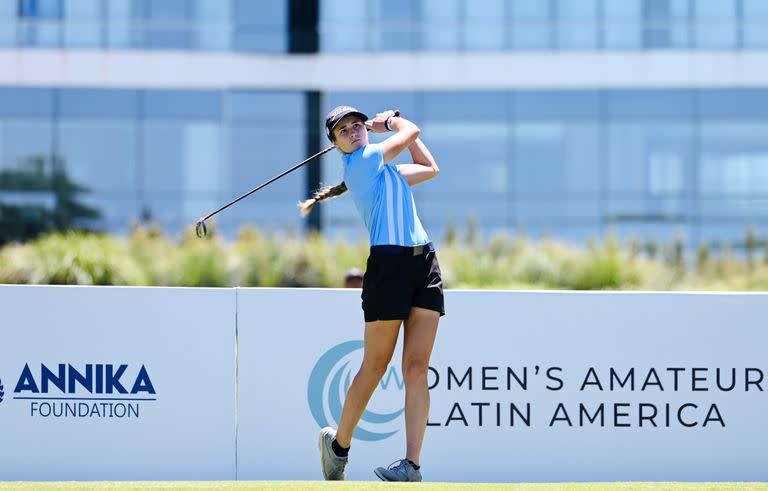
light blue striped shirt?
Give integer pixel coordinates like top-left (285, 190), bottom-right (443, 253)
top-left (343, 143), bottom-right (430, 246)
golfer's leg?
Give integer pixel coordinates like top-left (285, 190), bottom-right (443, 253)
top-left (402, 307), bottom-right (440, 465)
top-left (335, 319), bottom-right (402, 448)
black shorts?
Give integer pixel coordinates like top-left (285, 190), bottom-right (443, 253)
top-left (361, 242), bottom-right (445, 322)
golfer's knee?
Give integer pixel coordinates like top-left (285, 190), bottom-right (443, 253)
top-left (403, 358), bottom-right (429, 387)
top-left (361, 356), bottom-right (391, 379)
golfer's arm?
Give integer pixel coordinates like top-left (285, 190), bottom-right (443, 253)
top-left (381, 117), bottom-right (420, 164)
top-left (397, 138), bottom-right (440, 186)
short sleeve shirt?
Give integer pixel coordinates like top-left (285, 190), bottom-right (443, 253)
top-left (343, 143), bottom-right (430, 246)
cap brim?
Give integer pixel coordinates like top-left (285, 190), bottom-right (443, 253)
top-left (328, 111), bottom-right (368, 135)
top-left (331, 111), bottom-right (368, 131)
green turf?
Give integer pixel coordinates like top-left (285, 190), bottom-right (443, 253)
top-left (0, 483), bottom-right (766, 491)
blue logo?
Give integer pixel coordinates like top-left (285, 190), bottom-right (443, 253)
top-left (7, 364), bottom-right (156, 419)
top-left (308, 341), bottom-right (404, 441)
top-left (13, 363), bottom-right (155, 395)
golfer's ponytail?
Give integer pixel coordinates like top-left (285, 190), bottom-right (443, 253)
top-left (298, 181), bottom-right (348, 216)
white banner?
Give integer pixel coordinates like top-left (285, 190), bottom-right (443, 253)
top-left (1, 286), bottom-right (765, 481)
top-left (0, 285), bottom-right (236, 481)
top-left (237, 289), bottom-right (768, 482)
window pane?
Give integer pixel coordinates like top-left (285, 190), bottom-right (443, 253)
top-left (419, 92), bottom-right (510, 227)
top-left (145, 27), bottom-right (191, 48)
top-left (19, 20), bottom-right (62, 47)
top-left (149, 0), bottom-right (192, 20)
top-left (605, 90), bottom-right (694, 119)
top-left (143, 90), bottom-right (222, 119)
top-left (421, 121), bottom-right (508, 193)
top-left (367, 0), bottom-right (417, 51)
top-left (0, 20), bottom-right (14, 47)
top-left (514, 121), bottom-right (601, 195)
top-left (234, 0), bottom-right (285, 25)
top-left (76, 193), bottom-right (138, 233)
top-left (607, 122), bottom-right (693, 194)
top-left (106, 0), bottom-right (133, 48)
top-left (20, 0), bottom-right (63, 18)
top-left (510, 0), bottom-right (552, 49)
top-left (422, 91), bottom-right (507, 120)
top-left (513, 91), bottom-right (601, 226)
top-left (196, 0), bottom-right (231, 50)
top-left (1, 121), bottom-right (53, 173)
top-left (642, 0), bottom-right (691, 48)
top-left (143, 125), bottom-right (182, 192)
top-left (0, 88), bottom-right (54, 117)
top-left (514, 90), bottom-right (600, 119)
top-left (0, 2), bottom-right (13, 44)
top-left (227, 125), bottom-right (305, 231)
top-left (234, 26), bottom-right (286, 52)
top-left (464, 0), bottom-right (505, 50)
top-left (0, 3), bottom-right (15, 17)
top-left (604, 0), bottom-right (642, 49)
top-left (58, 121), bottom-right (138, 193)
top-left (700, 123), bottom-right (768, 197)
top-left (141, 121), bottom-right (223, 233)
top-left (18, 0), bottom-right (63, 46)
top-left (557, 0), bottom-right (598, 49)
top-left (694, 0), bottom-right (737, 49)
top-left (699, 90), bottom-right (768, 118)
top-left (233, 0), bottom-right (287, 52)
top-left (604, 90), bottom-right (694, 224)
top-left (63, 0), bottom-right (102, 45)
top-left (319, 0), bottom-right (367, 51)
top-left (59, 89), bottom-right (139, 118)
top-left (743, 0), bottom-right (768, 48)
top-left (143, 122), bottom-right (222, 193)
top-left (669, 0), bottom-right (691, 48)
top-left (421, 0), bottom-right (459, 51)
top-left (230, 91), bottom-right (303, 123)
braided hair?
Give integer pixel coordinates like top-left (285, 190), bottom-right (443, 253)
top-left (298, 181), bottom-right (348, 216)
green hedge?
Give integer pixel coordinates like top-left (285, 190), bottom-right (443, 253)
top-left (1, 225), bottom-right (766, 290)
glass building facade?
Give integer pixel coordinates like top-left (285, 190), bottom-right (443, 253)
top-left (3, 0), bottom-right (288, 52)
top-left (1, 0), bottom-right (768, 248)
top-left (0, 88), bottom-right (306, 235)
top-left (3, 0), bottom-right (768, 52)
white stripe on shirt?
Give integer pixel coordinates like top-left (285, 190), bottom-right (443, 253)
top-left (383, 167), bottom-right (396, 244)
top-left (394, 167), bottom-right (405, 245)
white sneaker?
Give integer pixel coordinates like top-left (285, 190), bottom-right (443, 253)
top-left (318, 427), bottom-right (347, 480)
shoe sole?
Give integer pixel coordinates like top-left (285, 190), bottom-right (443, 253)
top-left (373, 467), bottom-right (421, 482)
top-left (318, 430), bottom-right (330, 480)
top-left (373, 468), bottom-right (386, 481)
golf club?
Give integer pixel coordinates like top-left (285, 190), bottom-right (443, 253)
top-left (195, 110), bottom-right (399, 238)
top-left (195, 144), bottom-right (335, 238)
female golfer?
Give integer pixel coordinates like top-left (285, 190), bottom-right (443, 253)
top-left (299, 106), bottom-right (443, 482)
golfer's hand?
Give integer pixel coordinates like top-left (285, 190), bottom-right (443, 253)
top-left (365, 110), bottom-right (397, 133)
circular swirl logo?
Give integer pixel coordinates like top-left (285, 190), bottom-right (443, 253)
top-left (307, 341), bottom-right (404, 441)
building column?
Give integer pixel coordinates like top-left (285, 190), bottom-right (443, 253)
top-left (289, 0), bottom-right (322, 232)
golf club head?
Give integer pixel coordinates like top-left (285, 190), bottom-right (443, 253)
top-left (195, 219), bottom-right (208, 239)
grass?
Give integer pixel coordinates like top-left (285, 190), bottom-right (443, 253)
top-left (0, 483), bottom-right (765, 491)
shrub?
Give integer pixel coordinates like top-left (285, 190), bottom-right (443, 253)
top-left (0, 232), bottom-right (146, 285)
top-left (1, 227), bottom-right (766, 291)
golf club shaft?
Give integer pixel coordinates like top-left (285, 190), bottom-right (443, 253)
top-left (199, 109), bottom-right (400, 224)
top-left (201, 144), bottom-right (336, 222)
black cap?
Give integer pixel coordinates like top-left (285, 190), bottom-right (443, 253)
top-left (325, 106), bottom-right (368, 141)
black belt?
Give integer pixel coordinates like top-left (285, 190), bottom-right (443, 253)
top-left (370, 242), bottom-right (435, 256)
